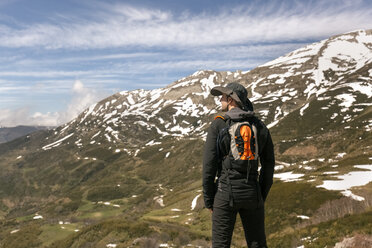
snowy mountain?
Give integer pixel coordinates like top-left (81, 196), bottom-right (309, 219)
top-left (256, 29), bottom-right (372, 128)
top-left (37, 30), bottom-right (371, 156)
top-left (0, 29), bottom-right (371, 248)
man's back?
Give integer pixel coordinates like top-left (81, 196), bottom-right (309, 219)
top-left (202, 82), bottom-right (275, 247)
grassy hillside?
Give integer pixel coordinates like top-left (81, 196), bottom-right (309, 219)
top-left (1, 130), bottom-right (371, 247)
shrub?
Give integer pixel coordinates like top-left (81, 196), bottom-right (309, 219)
top-left (0, 224), bottom-right (42, 248)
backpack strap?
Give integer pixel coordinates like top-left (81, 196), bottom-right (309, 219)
top-left (215, 115), bottom-right (226, 164)
top-left (252, 123), bottom-right (259, 161)
top-left (214, 115), bottom-right (225, 120)
top-left (222, 156), bottom-right (234, 207)
top-left (215, 115), bottom-right (232, 125)
top-left (215, 115), bottom-right (233, 167)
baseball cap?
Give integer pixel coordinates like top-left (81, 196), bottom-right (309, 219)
top-left (211, 82), bottom-right (254, 111)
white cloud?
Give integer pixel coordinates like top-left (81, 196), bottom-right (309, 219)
top-left (0, 85), bottom-right (29, 93)
top-left (6, 52), bottom-right (160, 68)
top-left (72, 80), bottom-right (84, 93)
top-left (30, 111), bottom-right (60, 126)
top-left (109, 4), bottom-right (171, 21)
top-left (0, 1), bottom-right (370, 49)
top-left (0, 80), bottom-right (108, 127)
top-left (0, 108), bottom-right (59, 127)
top-left (57, 80), bottom-right (108, 125)
top-left (0, 70), bottom-right (98, 77)
top-left (0, 42), bottom-right (303, 79)
top-left (129, 59), bottom-right (260, 71)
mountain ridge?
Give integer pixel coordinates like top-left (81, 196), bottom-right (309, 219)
top-left (30, 30), bottom-right (371, 159)
top-left (0, 125), bottom-right (52, 144)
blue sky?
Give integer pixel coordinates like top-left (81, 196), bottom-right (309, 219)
top-left (0, 0), bottom-right (371, 127)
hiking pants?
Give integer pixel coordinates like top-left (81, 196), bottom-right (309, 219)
top-left (212, 196), bottom-right (267, 248)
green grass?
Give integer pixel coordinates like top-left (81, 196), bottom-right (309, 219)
top-left (0, 223), bottom-right (42, 248)
top-left (267, 210), bottom-right (372, 248)
top-left (48, 218), bottom-right (153, 248)
top-left (266, 180), bottom-right (341, 235)
top-left (16, 214), bottom-right (36, 222)
top-left (39, 224), bottom-right (80, 247)
top-left (76, 203), bottom-right (123, 220)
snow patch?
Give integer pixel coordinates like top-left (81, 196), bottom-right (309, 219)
top-left (274, 171), bottom-right (304, 182)
top-left (146, 140), bottom-right (162, 146)
top-left (335, 93), bottom-right (356, 110)
top-left (336, 153), bottom-right (346, 158)
top-left (341, 190), bottom-right (365, 201)
top-left (171, 208), bottom-right (182, 212)
top-left (154, 195), bottom-right (165, 207)
top-left (199, 74), bottom-right (218, 98)
top-left (330, 113), bottom-right (338, 119)
top-left (42, 133), bottom-right (74, 150)
top-left (33, 214), bottom-right (43, 220)
top-left (317, 165), bottom-right (372, 201)
top-left (91, 131), bottom-right (101, 139)
top-left (127, 95), bottom-right (135, 105)
top-left (191, 194), bottom-right (201, 210)
top-left (300, 103), bottom-right (309, 116)
top-left (267, 120), bottom-right (279, 129)
top-left (323, 171), bottom-right (338, 175)
top-left (297, 215), bottom-right (310, 220)
top-left (347, 82), bottom-right (372, 98)
top-left (79, 103), bottom-right (97, 124)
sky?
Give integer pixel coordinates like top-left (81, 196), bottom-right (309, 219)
top-left (0, 0), bottom-right (371, 127)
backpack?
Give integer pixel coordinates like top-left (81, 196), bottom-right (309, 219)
top-left (216, 115), bottom-right (259, 183)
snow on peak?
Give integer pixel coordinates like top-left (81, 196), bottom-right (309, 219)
top-left (38, 30), bottom-right (371, 156)
top-left (192, 70), bottom-right (205, 77)
top-left (260, 39), bottom-right (326, 68)
top-left (192, 70), bottom-right (214, 77)
top-left (315, 32), bottom-right (372, 86)
top-left (261, 30), bottom-right (371, 70)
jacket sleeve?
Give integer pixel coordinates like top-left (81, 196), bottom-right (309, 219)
top-left (258, 128), bottom-right (275, 202)
top-left (202, 118), bottom-right (224, 209)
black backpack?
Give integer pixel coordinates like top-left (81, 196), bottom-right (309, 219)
top-left (216, 115), bottom-right (259, 183)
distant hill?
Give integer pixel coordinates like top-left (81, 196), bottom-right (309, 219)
top-left (0, 125), bottom-right (52, 144)
top-left (0, 29), bottom-right (371, 248)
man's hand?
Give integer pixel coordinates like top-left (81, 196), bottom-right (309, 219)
top-left (208, 208), bottom-right (213, 213)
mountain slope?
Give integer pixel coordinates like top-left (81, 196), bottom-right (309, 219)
top-left (0, 29), bottom-right (371, 248)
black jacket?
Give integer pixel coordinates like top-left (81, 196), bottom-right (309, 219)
top-left (202, 108), bottom-right (275, 209)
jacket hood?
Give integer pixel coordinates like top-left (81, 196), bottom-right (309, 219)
top-left (225, 107), bottom-right (255, 120)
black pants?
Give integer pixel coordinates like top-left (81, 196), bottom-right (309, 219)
top-left (212, 196), bottom-right (267, 248)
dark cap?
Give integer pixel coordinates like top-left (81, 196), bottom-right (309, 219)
top-left (211, 82), bottom-right (254, 111)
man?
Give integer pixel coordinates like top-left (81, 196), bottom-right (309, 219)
top-left (203, 82), bottom-right (275, 248)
